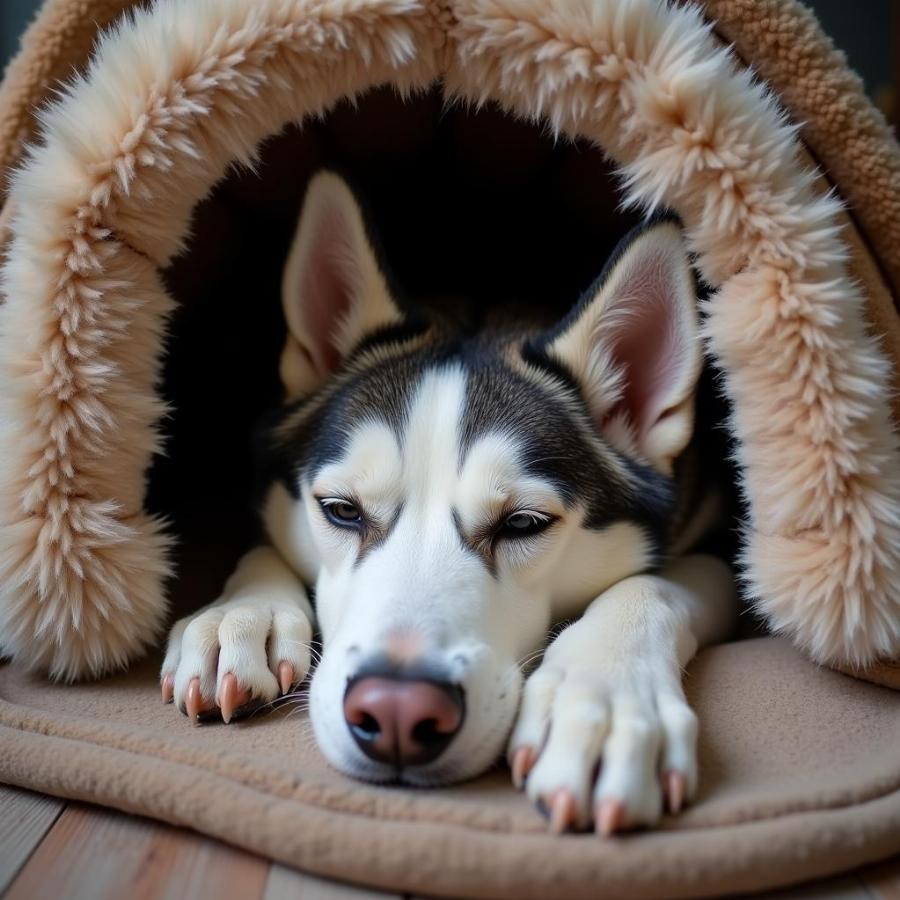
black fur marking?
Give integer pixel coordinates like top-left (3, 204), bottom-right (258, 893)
top-left (352, 317), bottom-right (431, 358)
top-left (355, 501), bottom-right (406, 567)
top-left (451, 507), bottom-right (498, 578)
top-left (256, 336), bottom-right (446, 501)
top-left (461, 359), bottom-right (675, 563)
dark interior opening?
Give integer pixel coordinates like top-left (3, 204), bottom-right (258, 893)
top-left (146, 84), bottom-right (739, 617)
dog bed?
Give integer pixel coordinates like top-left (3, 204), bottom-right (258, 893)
top-left (0, 636), bottom-right (898, 899)
top-left (1, 0), bottom-right (900, 894)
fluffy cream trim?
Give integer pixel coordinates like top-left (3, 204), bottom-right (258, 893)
top-left (0, 0), bottom-right (897, 677)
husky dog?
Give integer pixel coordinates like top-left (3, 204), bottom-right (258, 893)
top-left (160, 172), bottom-right (737, 835)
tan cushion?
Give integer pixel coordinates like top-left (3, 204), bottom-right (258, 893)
top-left (2, 637), bottom-right (898, 898)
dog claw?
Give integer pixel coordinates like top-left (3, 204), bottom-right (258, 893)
top-left (185, 677), bottom-right (203, 723)
top-left (219, 673), bottom-right (238, 724)
top-left (511, 747), bottom-right (536, 789)
top-left (277, 661), bottom-right (294, 695)
top-left (161, 673), bottom-right (174, 704)
top-left (218, 673), bottom-right (254, 724)
top-left (595, 798), bottom-right (626, 837)
top-left (548, 790), bottom-right (577, 834)
top-left (664, 770), bottom-right (687, 815)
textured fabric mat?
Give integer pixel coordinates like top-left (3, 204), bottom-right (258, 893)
top-left (1, 637), bottom-right (899, 898)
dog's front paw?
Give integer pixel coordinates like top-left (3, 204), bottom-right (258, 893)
top-left (508, 656), bottom-right (697, 836)
top-left (159, 597), bottom-right (313, 724)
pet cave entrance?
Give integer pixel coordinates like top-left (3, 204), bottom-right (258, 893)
top-left (147, 83), bottom-right (737, 616)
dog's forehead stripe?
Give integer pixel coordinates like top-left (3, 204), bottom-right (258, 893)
top-left (401, 365), bottom-right (467, 506)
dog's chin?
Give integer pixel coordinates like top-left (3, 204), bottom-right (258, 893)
top-left (323, 732), bottom-right (511, 788)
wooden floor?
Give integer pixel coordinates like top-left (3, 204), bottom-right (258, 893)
top-left (1, 785), bottom-right (898, 900)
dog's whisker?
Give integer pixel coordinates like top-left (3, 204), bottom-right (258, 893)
top-left (281, 689), bottom-right (311, 701)
top-left (276, 639), bottom-right (324, 664)
top-left (514, 648), bottom-right (545, 672)
top-left (517, 649), bottom-right (543, 667)
top-left (283, 696), bottom-right (311, 708)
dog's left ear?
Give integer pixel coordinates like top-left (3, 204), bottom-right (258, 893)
top-left (279, 172), bottom-right (403, 397)
top-left (537, 220), bottom-right (701, 474)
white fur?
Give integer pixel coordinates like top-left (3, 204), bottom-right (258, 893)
top-left (162, 546), bottom-right (314, 710)
top-left (514, 555), bottom-right (736, 829)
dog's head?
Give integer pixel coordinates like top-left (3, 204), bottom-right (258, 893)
top-left (260, 173), bottom-right (701, 785)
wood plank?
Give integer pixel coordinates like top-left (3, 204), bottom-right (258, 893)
top-left (5, 803), bottom-right (270, 900)
top-left (861, 857), bottom-right (900, 900)
top-left (3, 791), bottom-right (895, 900)
top-left (264, 863), bottom-right (402, 900)
top-left (0, 785), bottom-right (65, 894)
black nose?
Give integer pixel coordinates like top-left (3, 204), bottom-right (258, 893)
top-left (343, 670), bottom-right (465, 767)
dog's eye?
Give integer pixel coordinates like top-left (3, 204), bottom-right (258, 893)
top-left (498, 511), bottom-right (554, 539)
top-left (319, 498), bottom-right (363, 527)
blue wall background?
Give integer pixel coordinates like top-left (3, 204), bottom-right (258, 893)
top-left (0, 1), bottom-right (895, 113)
top-left (1, 0), bottom-right (40, 74)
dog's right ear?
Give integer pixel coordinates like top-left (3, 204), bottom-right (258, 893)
top-left (533, 219), bottom-right (701, 475)
top-left (280, 172), bottom-right (403, 397)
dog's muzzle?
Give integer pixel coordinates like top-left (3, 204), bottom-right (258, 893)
top-left (343, 665), bottom-right (466, 768)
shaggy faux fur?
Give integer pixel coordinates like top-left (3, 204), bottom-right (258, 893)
top-left (0, 0), bottom-right (899, 680)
